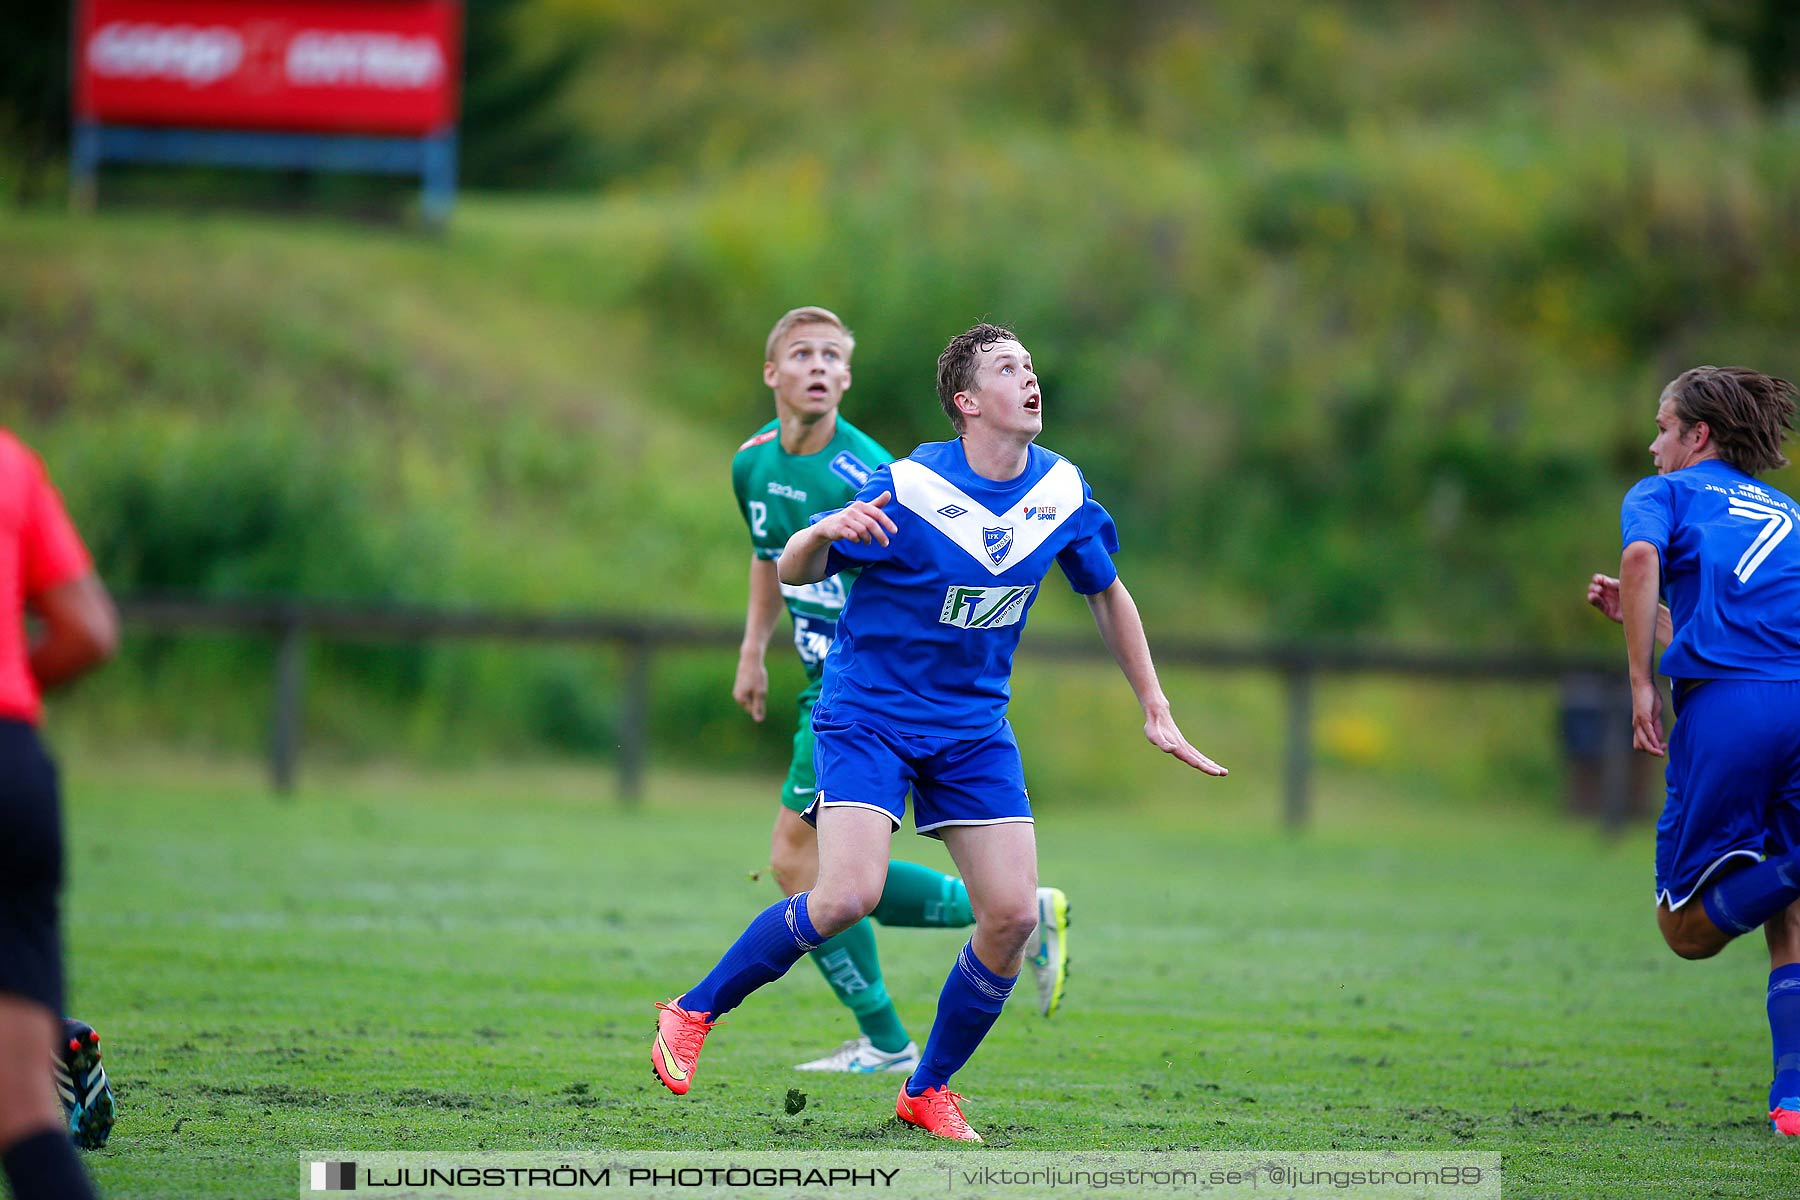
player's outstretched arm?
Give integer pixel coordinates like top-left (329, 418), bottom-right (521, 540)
top-left (1084, 578), bottom-right (1227, 777)
top-left (777, 491), bottom-right (897, 586)
top-left (1586, 572), bottom-right (1672, 647)
top-left (1618, 542), bottom-right (1665, 756)
top-left (734, 555), bottom-right (782, 723)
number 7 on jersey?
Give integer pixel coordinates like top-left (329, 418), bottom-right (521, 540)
top-left (1729, 496), bottom-right (1793, 584)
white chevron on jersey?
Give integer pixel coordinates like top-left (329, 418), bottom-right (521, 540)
top-left (889, 457), bottom-right (1085, 576)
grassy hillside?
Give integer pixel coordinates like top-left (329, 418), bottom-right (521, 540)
top-left (1, 207), bottom-right (777, 762)
top-left (3, 2), bottom-right (1797, 778)
top-left (3, 209), bottom-right (741, 608)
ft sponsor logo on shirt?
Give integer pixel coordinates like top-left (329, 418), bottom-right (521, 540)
top-left (940, 585), bottom-right (1035, 630)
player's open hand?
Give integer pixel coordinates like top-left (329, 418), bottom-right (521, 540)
top-left (1145, 707), bottom-right (1228, 776)
top-left (1587, 573), bottom-right (1624, 624)
top-left (1631, 678), bottom-right (1665, 757)
top-left (817, 491), bottom-right (898, 547)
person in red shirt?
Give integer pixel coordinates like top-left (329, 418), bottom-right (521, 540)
top-left (0, 431), bottom-right (116, 1200)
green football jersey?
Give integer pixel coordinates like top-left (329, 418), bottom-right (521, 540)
top-left (731, 416), bottom-right (891, 677)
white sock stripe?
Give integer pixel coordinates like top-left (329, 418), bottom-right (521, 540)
top-left (786, 895), bottom-right (821, 951)
top-left (956, 944), bottom-right (1013, 1003)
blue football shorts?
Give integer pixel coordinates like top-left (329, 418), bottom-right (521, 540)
top-left (803, 715), bottom-right (1032, 838)
top-left (1656, 678), bottom-right (1800, 910)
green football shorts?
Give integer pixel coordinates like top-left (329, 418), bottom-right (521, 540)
top-left (780, 681), bottom-right (824, 813)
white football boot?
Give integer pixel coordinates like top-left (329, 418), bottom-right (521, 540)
top-left (1022, 886), bottom-right (1070, 1017)
top-left (794, 1036), bottom-right (921, 1073)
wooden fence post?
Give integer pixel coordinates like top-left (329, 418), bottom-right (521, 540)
top-left (617, 636), bottom-right (651, 807)
top-left (1283, 662), bottom-right (1315, 832)
top-left (270, 611), bottom-right (306, 796)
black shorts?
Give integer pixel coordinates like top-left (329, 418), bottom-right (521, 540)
top-left (0, 719), bottom-right (64, 1015)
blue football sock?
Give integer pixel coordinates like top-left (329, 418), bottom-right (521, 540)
top-left (2, 1130), bottom-right (99, 1200)
top-left (682, 893), bottom-right (823, 1018)
top-left (1700, 848), bottom-right (1800, 936)
top-left (1769, 963), bottom-right (1800, 1111)
top-left (906, 941), bottom-right (1016, 1096)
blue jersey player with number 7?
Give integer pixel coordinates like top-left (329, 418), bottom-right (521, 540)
top-left (653, 323), bottom-right (1228, 1141)
top-left (1586, 366), bottom-right (1800, 1137)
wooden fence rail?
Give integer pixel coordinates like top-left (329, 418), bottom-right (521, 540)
top-left (115, 596), bottom-right (1636, 830)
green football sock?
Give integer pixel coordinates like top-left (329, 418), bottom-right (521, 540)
top-left (808, 917), bottom-right (911, 1053)
top-left (873, 861), bottom-right (975, 928)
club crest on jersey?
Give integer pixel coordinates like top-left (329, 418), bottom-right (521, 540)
top-left (983, 526), bottom-right (1015, 566)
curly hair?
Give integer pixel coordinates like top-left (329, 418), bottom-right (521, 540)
top-left (1662, 366), bottom-right (1799, 476)
top-left (934, 322), bottom-right (1017, 433)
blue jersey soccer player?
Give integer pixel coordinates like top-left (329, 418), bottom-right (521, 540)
top-left (731, 307), bottom-right (1071, 1078)
top-left (654, 323), bottom-right (1226, 1141)
top-left (1586, 366), bottom-right (1800, 1137)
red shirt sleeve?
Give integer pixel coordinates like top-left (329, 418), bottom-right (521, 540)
top-left (21, 451), bottom-right (92, 597)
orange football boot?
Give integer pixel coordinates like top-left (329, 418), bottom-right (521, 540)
top-left (1772, 1098), bottom-right (1800, 1137)
top-left (896, 1080), bottom-right (983, 1142)
top-left (651, 998), bottom-right (715, 1096)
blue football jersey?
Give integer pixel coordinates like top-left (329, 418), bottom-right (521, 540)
top-left (1620, 459), bottom-right (1800, 684)
top-left (813, 440), bottom-right (1120, 737)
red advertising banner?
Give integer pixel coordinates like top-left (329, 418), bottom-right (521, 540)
top-left (74, 0), bottom-right (461, 136)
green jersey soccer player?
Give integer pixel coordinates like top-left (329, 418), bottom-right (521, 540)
top-left (729, 309), bottom-right (1069, 1074)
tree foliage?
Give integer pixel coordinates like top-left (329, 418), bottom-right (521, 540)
top-left (0, 4), bottom-right (70, 201)
top-left (1690, 0), bottom-right (1800, 107)
top-left (459, 0), bottom-right (595, 187)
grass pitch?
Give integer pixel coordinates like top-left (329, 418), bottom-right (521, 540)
top-left (60, 755), bottom-right (1793, 1198)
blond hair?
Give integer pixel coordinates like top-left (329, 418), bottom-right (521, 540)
top-left (764, 306), bottom-right (855, 363)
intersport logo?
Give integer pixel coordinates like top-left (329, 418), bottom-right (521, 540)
top-left (88, 22), bottom-right (243, 88)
